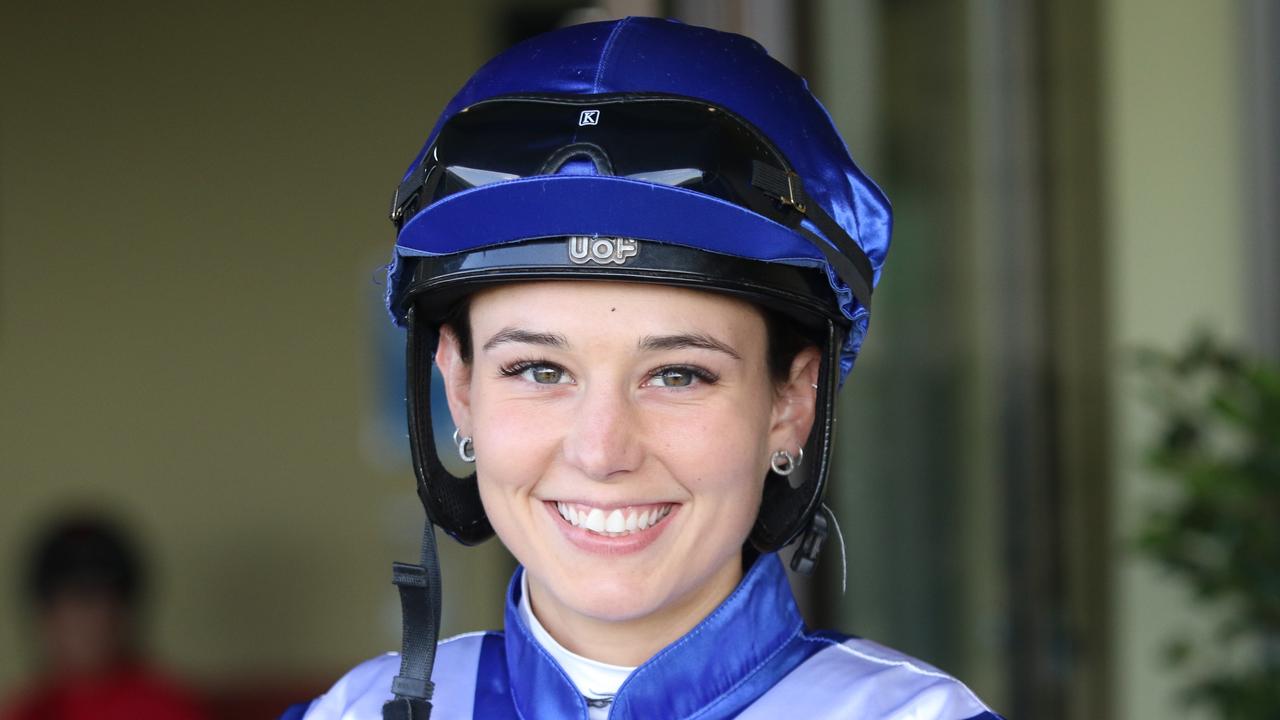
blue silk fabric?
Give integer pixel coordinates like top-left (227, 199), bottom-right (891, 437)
top-left (294, 554), bottom-right (1003, 719)
top-left (386, 16), bottom-right (892, 382)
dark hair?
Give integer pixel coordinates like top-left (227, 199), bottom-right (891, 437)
top-left (438, 293), bottom-right (811, 385)
top-left (26, 516), bottom-right (143, 608)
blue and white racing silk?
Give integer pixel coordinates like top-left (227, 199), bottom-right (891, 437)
top-left (294, 554), bottom-right (1003, 719)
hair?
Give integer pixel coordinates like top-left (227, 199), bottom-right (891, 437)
top-left (26, 516), bottom-right (143, 609)
top-left (438, 292), bottom-right (812, 386)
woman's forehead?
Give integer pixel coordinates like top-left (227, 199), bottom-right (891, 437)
top-left (468, 281), bottom-right (767, 342)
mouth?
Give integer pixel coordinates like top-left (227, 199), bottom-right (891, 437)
top-left (553, 501), bottom-right (675, 537)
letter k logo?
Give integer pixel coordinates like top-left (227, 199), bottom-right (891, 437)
top-left (578, 109), bottom-right (600, 126)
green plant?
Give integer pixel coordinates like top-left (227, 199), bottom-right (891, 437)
top-left (1136, 333), bottom-right (1280, 718)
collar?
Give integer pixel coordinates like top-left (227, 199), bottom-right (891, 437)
top-left (504, 553), bottom-right (813, 720)
top-left (517, 570), bottom-right (635, 702)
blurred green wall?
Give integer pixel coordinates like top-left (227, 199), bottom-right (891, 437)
top-left (0, 1), bottom-right (512, 692)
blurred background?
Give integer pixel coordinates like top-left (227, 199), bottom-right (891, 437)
top-left (1, 1), bottom-right (1276, 718)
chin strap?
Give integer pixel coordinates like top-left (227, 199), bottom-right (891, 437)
top-left (382, 520), bottom-right (443, 720)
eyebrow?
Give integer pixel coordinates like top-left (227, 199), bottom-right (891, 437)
top-left (482, 327), bottom-right (570, 352)
top-left (638, 333), bottom-right (742, 360)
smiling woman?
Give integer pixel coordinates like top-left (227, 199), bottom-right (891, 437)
top-left (437, 282), bottom-right (816, 667)
top-left (287, 15), bottom-right (1002, 720)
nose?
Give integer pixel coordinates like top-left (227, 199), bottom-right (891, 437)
top-left (560, 381), bottom-right (643, 481)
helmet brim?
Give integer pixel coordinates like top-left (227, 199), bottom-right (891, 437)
top-left (396, 174), bottom-right (833, 283)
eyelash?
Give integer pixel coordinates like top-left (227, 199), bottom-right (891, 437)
top-left (496, 359), bottom-right (720, 388)
top-left (498, 359), bottom-right (566, 381)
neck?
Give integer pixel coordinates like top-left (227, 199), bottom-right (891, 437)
top-left (524, 559), bottom-right (744, 667)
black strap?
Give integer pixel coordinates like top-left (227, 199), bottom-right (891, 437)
top-left (390, 160), bottom-right (443, 228)
top-left (382, 521), bottom-right (442, 720)
top-left (789, 504), bottom-right (831, 575)
top-left (751, 161), bottom-right (874, 311)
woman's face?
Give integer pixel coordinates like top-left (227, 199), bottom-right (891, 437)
top-left (436, 281), bottom-right (818, 652)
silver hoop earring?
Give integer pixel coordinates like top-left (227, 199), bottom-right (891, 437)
top-left (770, 449), bottom-right (796, 476)
top-left (770, 448), bottom-right (804, 476)
top-left (453, 429), bottom-right (475, 464)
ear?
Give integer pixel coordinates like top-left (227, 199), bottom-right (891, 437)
top-left (767, 345), bottom-right (822, 458)
top-left (434, 324), bottom-right (474, 436)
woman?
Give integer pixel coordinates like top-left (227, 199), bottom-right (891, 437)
top-left (293, 16), bottom-right (1002, 720)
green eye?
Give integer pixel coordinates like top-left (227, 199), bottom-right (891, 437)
top-left (653, 368), bottom-right (694, 387)
top-left (529, 366), bottom-right (564, 384)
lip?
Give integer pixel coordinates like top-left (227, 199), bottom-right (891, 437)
top-left (542, 500), bottom-right (680, 555)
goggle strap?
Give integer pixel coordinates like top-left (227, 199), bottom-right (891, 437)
top-left (390, 163), bottom-right (426, 221)
top-left (752, 161), bottom-right (873, 310)
top-left (797, 224), bottom-right (873, 312)
top-left (751, 160), bottom-right (808, 212)
top-left (391, 161), bottom-right (444, 226)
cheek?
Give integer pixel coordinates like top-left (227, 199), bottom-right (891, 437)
top-left (468, 395), bottom-right (565, 543)
top-left (471, 392), bottom-right (565, 481)
top-left (646, 398), bottom-right (772, 512)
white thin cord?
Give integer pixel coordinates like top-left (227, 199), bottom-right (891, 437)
top-left (822, 503), bottom-right (848, 594)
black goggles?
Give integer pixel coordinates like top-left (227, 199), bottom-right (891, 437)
top-left (390, 94), bottom-right (873, 310)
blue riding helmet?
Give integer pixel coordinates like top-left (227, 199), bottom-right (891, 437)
top-left (385, 16), bottom-right (891, 382)
top-left (388, 16), bottom-right (891, 555)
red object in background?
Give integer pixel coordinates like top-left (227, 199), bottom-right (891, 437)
top-left (201, 678), bottom-right (331, 720)
top-left (0, 663), bottom-right (208, 720)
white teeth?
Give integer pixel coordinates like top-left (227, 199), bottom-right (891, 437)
top-left (555, 502), bottom-right (673, 536)
top-left (605, 509), bottom-right (625, 532)
top-left (585, 508), bottom-right (606, 532)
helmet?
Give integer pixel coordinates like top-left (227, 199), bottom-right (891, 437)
top-left (386, 16), bottom-right (891, 559)
top-left (379, 17), bottom-right (891, 717)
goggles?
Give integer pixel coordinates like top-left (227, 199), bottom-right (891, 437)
top-left (389, 94), bottom-right (874, 311)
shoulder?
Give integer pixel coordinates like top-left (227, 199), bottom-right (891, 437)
top-left (297, 631), bottom-right (495, 720)
top-left (743, 634), bottom-right (1003, 720)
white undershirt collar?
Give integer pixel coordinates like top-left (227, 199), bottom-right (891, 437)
top-left (518, 570), bottom-right (636, 716)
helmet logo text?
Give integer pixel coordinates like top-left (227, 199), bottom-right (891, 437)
top-left (578, 109), bottom-right (600, 126)
top-left (568, 236), bottom-right (638, 265)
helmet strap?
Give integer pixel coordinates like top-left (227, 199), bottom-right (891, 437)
top-left (382, 518), bottom-right (443, 719)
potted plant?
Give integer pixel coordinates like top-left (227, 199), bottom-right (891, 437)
top-left (1136, 334), bottom-right (1280, 717)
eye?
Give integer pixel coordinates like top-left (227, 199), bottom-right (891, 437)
top-left (500, 361), bottom-right (573, 385)
top-left (647, 365), bottom-right (717, 388)
top-left (527, 365), bottom-right (568, 384)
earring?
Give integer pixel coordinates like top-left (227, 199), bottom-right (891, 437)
top-left (770, 447), bottom-right (803, 476)
top-left (453, 429), bottom-right (475, 464)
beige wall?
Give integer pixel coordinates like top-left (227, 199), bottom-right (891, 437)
top-left (1104, 1), bottom-right (1247, 718)
top-left (0, 1), bottom-right (508, 692)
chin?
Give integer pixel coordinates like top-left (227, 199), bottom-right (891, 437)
top-left (551, 571), bottom-right (675, 623)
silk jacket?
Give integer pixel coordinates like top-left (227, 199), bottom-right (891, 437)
top-left (293, 554), bottom-right (1003, 719)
